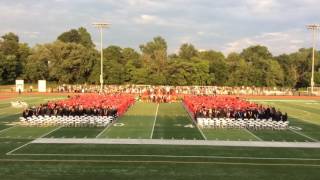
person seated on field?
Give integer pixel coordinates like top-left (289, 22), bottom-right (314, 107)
top-left (22, 108), bottom-right (29, 118)
top-left (282, 112), bottom-right (288, 121)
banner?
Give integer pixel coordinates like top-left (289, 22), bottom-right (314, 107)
top-left (15, 80), bottom-right (24, 92)
top-left (38, 80), bottom-right (47, 92)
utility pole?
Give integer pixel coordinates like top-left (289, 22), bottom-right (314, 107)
top-left (93, 22), bottom-right (110, 93)
top-left (306, 24), bottom-right (320, 95)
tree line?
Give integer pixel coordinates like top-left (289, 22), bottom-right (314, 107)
top-left (0, 27), bottom-right (319, 88)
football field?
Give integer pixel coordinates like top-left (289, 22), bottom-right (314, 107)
top-left (0, 94), bottom-right (320, 179)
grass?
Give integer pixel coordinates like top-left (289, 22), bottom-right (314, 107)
top-left (152, 103), bottom-right (204, 140)
top-left (4, 144), bottom-right (320, 180)
top-left (45, 127), bottom-right (105, 138)
top-left (12, 143), bottom-right (320, 159)
top-left (251, 100), bottom-right (320, 125)
top-left (251, 100), bottom-right (320, 141)
top-left (0, 126), bottom-right (56, 139)
top-left (202, 128), bottom-right (259, 141)
top-left (0, 94), bottom-right (320, 179)
top-left (0, 160), bottom-right (319, 180)
top-left (247, 129), bottom-right (311, 142)
top-left (98, 102), bottom-right (158, 139)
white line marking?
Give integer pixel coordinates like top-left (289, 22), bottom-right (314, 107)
top-left (289, 129), bottom-right (319, 142)
top-left (0, 126), bottom-right (16, 134)
top-left (150, 103), bottom-right (159, 139)
top-left (196, 125), bottom-right (207, 140)
top-left (6, 141), bottom-right (32, 155)
top-left (0, 158), bottom-right (319, 167)
top-left (6, 126), bottom-right (62, 155)
top-left (255, 101), bottom-right (320, 126)
top-left (243, 128), bottom-right (263, 141)
top-left (38, 126), bottom-right (62, 138)
top-left (30, 138), bottom-right (320, 148)
top-left (96, 124), bottom-right (112, 138)
top-left (6, 153), bottom-right (320, 161)
top-left (182, 103), bottom-right (207, 140)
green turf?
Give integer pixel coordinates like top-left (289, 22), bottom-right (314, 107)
top-left (252, 100), bottom-right (320, 125)
top-left (289, 117), bottom-right (320, 141)
top-left (98, 102), bottom-right (158, 139)
top-left (0, 95), bottom-right (67, 125)
top-left (202, 128), bottom-right (259, 141)
top-left (248, 129), bottom-right (311, 142)
top-left (0, 126), bottom-right (56, 139)
top-left (248, 100), bottom-right (320, 141)
top-left (2, 142), bottom-right (320, 180)
top-left (0, 161), bottom-right (319, 180)
top-left (152, 103), bottom-right (204, 140)
top-left (14, 143), bottom-right (320, 159)
top-left (45, 127), bottom-right (105, 138)
top-left (0, 95), bottom-right (320, 179)
top-left (0, 124), bottom-right (10, 131)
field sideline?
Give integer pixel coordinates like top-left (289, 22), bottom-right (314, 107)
top-left (0, 94), bottom-right (320, 179)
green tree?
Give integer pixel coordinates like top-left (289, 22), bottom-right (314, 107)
top-left (199, 50), bottom-right (227, 85)
top-left (0, 32), bottom-right (29, 83)
top-left (166, 58), bottom-right (210, 86)
top-left (46, 41), bottom-right (98, 83)
top-left (57, 27), bottom-right (94, 48)
top-left (0, 32), bottom-right (19, 55)
top-left (0, 53), bottom-right (17, 84)
top-left (241, 45), bottom-right (272, 63)
top-left (276, 54), bottom-right (298, 87)
top-left (57, 29), bottom-right (81, 44)
top-left (288, 48), bottom-right (317, 88)
top-left (265, 60), bottom-right (284, 86)
top-left (23, 45), bottom-right (50, 82)
top-left (122, 48), bottom-right (141, 68)
top-left (227, 59), bottom-right (252, 86)
top-left (139, 36), bottom-right (168, 84)
top-left (179, 43), bottom-right (198, 60)
top-left (78, 27), bottom-right (95, 48)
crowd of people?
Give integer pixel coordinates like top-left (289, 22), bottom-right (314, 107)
top-left (22, 94), bottom-right (135, 118)
top-left (53, 84), bottom-right (295, 96)
top-left (184, 96), bottom-right (288, 122)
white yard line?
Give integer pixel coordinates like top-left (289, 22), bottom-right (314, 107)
top-left (6, 126), bottom-right (62, 155)
top-left (243, 128), bottom-right (263, 141)
top-left (30, 138), bottom-right (320, 148)
top-left (150, 103), bottom-right (159, 139)
top-left (7, 153), bottom-right (320, 161)
top-left (182, 103), bottom-right (207, 140)
top-left (0, 126), bottom-right (16, 134)
top-left (6, 140), bottom-right (33, 155)
top-left (95, 124), bottom-right (112, 138)
top-left (0, 158), bottom-right (319, 167)
top-left (38, 126), bottom-right (62, 138)
top-left (195, 124), bottom-right (207, 140)
top-left (289, 129), bottom-right (319, 142)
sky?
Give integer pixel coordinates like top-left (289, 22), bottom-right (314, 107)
top-left (0, 0), bottom-right (319, 55)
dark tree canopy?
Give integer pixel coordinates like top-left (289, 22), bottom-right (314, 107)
top-left (0, 29), bottom-right (319, 88)
top-left (57, 27), bottom-right (94, 48)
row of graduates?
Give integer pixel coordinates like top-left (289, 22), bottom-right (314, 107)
top-left (195, 106), bottom-right (288, 122)
top-left (141, 87), bottom-right (177, 103)
top-left (22, 103), bottom-right (118, 118)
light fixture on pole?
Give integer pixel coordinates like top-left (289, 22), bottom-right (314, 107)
top-left (93, 22), bottom-right (110, 93)
top-left (306, 24), bottom-right (320, 95)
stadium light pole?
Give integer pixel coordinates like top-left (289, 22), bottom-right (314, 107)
top-left (93, 22), bottom-right (110, 93)
top-left (306, 24), bottom-right (320, 95)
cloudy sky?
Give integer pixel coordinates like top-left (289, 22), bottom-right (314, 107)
top-left (0, 0), bottom-right (319, 55)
